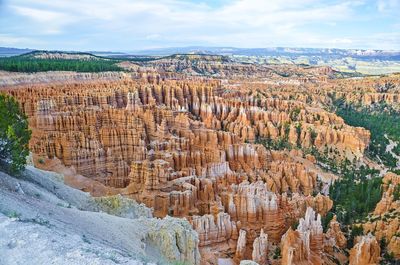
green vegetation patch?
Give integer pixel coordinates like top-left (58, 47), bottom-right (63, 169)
top-left (328, 163), bottom-right (382, 225)
top-left (0, 93), bottom-right (31, 173)
top-left (334, 99), bottom-right (400, 169)
top-left (0, 56), bottom-right (123, 73)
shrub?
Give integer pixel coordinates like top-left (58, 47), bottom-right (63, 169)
top-left (0, 94), bottom-right (31, 173)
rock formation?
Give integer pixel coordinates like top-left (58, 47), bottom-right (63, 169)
top-left (325, 215), bottom-right (346, 249)
top-left (362, 173), bottom-right (400, 259)
top-left (235, 229), bottom-right (247, 262)
top-left (252, 229), bottom-right (268, 265)
top-left (240, 261), bottom-right (259, 265)
top-left (281, 207), bottom-right (324, 265)
top-left (349, 234), bottom-right (381, 265)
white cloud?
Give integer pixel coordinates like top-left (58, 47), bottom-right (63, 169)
top-left (0, 34), bottom-right (42, 46)
top-left (377, 0), bottom-right (400, 12)
top-left (10, 5), bottom-right (76, 34)
top-left (145, 34), bottom-right (162, 40)
top-left (11, 6), bottom-right (69, 22)
top-left (1, 0), bottom-right (399, 50)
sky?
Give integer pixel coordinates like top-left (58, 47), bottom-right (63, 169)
top-left (0, 0), bottom-right (399, 51)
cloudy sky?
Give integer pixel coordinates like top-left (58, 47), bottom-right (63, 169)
top-left (0, 0), bottom-right (399, 51)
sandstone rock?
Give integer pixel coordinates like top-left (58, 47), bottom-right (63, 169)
top-left (191, 212), bottom-right (237, 247)
top-left (325, 215), bottom-right (346, 249)
top-left (240, 260), bottom-right (259, 265)
top-left (281, 207), bottom-right (324, 265)
top-left (235, 229), bottom-right (247, 262)
top-left (349, 234), bottom-right (380, 265)
top-left (146, 216), bottom-right (201, 265)
top-left (387, 236), bottom-right (400, 258)
top-left (374, 172), bottom-right (400, 215)
top-left (362, 172), bottom-right (400, 259)
top-left (251, 229), bottom-right (268, 265)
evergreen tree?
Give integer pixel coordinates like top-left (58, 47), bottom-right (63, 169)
top-left (0, 94), bottom-right (31, 172)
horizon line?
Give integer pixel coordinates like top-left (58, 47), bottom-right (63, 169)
top-left (2, 45), bottom-right (400, 54)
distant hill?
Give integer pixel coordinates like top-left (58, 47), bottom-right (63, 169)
top-left (3, 46), bottom-right (400, 61)
top-left (163, 53), bottom-right (230, 62)
top-left (20, 50), bottom-right (111, 61)
top-left (127, 46), bottom-right (400, 75)
top-left (0, 47), bottom-right (34, 57)
top-left (131, 46), bottom-right (400, 61)
top-left (2, 47), bottom-right (400, 75)
top-left (0, 51), bottom-right (123, 72)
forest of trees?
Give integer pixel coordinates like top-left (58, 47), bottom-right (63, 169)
top-left (0, 57), bottom-right (123, 72)
top-left (334, 99), bottom-right (400, 169)
top-left (328, 163), bottom-right (382, 225)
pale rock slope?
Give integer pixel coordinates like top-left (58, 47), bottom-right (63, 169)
top-left (0, 166), bottom-right (200, 265)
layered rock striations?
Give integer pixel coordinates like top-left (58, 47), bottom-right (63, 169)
top-left (349, 234), bottom-right (381, 265)
top-left (281, 207), bottom-right (324, 265)
top-left (325, 215), bottom-right (346, 249)
top-left (2, 66), bottom-right (394, 264)
top-left (252, 229), bottom-right (268, 265)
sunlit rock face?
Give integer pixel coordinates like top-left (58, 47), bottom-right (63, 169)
top-left (363, 173), bottom-right (400, 259)
top-left (349, 234), bottom-right (381, 265)
top-left (280, 207), bottom-right (324, 265)
top-left (251, 229), bottom-right (268, 265)
top-left (325, 215), bottom-right (347, 249)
